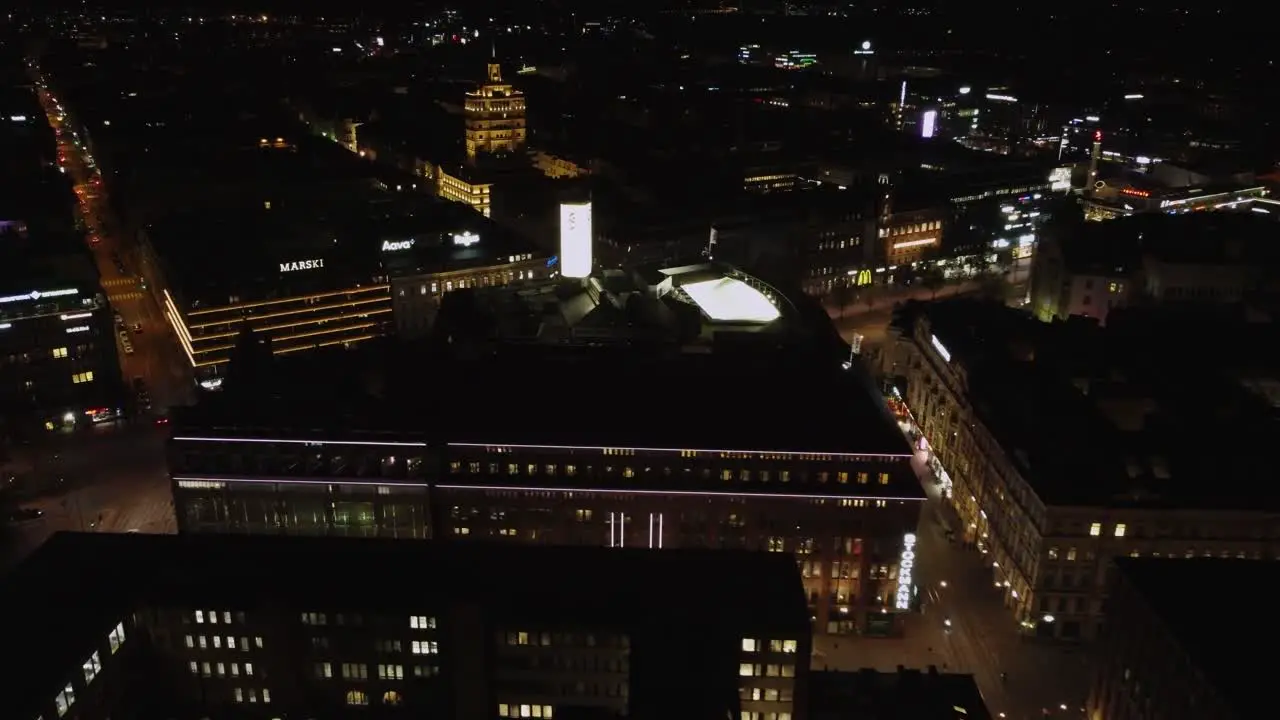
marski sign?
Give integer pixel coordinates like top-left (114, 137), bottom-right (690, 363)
top-left (279, 259), bottom-right (324, 273)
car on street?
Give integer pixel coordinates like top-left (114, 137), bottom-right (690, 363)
top-left (131, 322), bottom-right (143, 334)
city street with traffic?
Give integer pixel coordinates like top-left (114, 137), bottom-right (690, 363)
top-left (37, 84), bottom-right (195, 413)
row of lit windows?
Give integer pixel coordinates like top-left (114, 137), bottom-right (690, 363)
top-left (194, 610), bottom-right (237, 624)
top-left (505, 631), bottom-right (627, 649)
top-left (232, 688), bottom-right (271, 703)
top-left (1088, 522), bottom-right (1127, 538)
top-left (189, 660), bottom-right (255, 678)
top-left (450, 461), bottom-right (892, 485)
top-left (739, 663), bottom-right (797, 678)
top-left (499, 704), bottom-right (554, 718)
top-left (347, 689), bottom-right (405, 706)
top-left (185, 635), bottom-right (263, 651)
top-left (741, 687), bottom-right (794, 703)
top-left (741, 639), bottom-right (799, 653)
top-left (55, 624), bottom-right (123, 717)
top-left (71, 371), bottom-right (94, 384)
top-left (741, 712), bottom-right (793, 720)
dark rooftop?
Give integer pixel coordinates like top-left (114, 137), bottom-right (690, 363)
top-left (1114, 558), bottom-right (1280, 719)
top-left (1057, 211), bottom-right (1280, 275)
top-left (902, 298), bottom-right (1280, 509)
top-left (810, 669), bottom-right (992, 720)
top-left (7, 532), bottom-right (810, 718)
top-left (179, 340), bottom-right (914, 458)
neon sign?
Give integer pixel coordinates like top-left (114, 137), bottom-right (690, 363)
top-left (452, 232), bottom-right (480, 247)
top-left (279, 259), bottom-right (323, 272)
top-left (931, 334), bottom-right (951, 362)
top-left (381, 239), bottom-right (415, 252)
top-left (895, 533), bottom-right (917, 610)
top-left (0, 288), bottom-right (78, 304)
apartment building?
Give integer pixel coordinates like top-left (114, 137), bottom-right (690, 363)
top-left (880, 299), bottom-right (1280, 640)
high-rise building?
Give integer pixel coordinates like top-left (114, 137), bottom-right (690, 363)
top-left (9, 532), bottom-right (811, 720)
top-left (464, 62), bottom-right (527, 161)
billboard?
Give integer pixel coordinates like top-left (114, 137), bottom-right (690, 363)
top-left (921, 110), bottom-right (937, 139)
top-left (560, 202), bottom-right (592, 278)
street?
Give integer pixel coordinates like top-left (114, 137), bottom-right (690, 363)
top-left (37, 84), bottom-right (195, 413)
top-left (828, 280), bottom-right (981, 348)
top-left (0, 424), bottom-right (176, 571)
top-left (809, 451), bottom-right (1092, 720)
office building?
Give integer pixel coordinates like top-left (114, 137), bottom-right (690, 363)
top-left (1031, 212), bottom-right (1280, 324)
top-left (879, 299), bottom-right (1280, 641)
top-left (8, 531), bottom-right (811, 720)
top-left (142, 197), bottom-right (545, 379)
top-left (1088, 558), bottom-right (1277, 720)
top-left (0, 275), bottom-right (122, 434)
top-left (169, 263), bottom-right (924, 635)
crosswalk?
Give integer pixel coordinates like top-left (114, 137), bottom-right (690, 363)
top-left (108, 291), bottom-right (144, 302)
top-left (100, 277), bottom-right (135, 289)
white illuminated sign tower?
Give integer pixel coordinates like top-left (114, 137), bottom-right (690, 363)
top-left (560, 201), bottom-right (593, 278)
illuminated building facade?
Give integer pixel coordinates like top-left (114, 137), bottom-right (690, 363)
top-left (10, 532), bottom-right (811, 720)
top-left (168, 343), bottom-right (925, 636)
top-left (436, 166), bottom-right (494, 218)
top-left (1083, 181), bottom-right (1267, 222)
top-left (881, 300), bottom-right (1280, 642)
top-left (464, 63), bottom-right (527, 160)
top-left (0, 280), bottom-right (124, 433)
top-left (879, 207), bottom-right (944, 266)
top-left (146, 206), bottom-right (544, 377)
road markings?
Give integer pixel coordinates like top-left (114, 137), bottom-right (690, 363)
top-left (108, 292), bottom-right (143, 302)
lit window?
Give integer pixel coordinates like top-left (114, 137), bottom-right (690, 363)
top-left (739, 663), bottom-right (756, 676)
top-left (82, 651), bottom-right (101, 684)
top-left (108, 622), bottom-right (125, 653)
top-left (234, 688), bottom-right (244, 703)
top-left (52, 347), bottom-right (68, 359)
top-left (1047, 547), bottom-right (1059, 560)
top-left (1089, 523), bottom-right (1101, 537)
top-left (741, 638), bottom-right (758, 652)
top-left (409, 615), bottom-right (435, 630)
top-left (412, 640), bottom-right (438, 654)
top-left (195, 610), bottom-right (205, 624)
top-left (347, 690), bottom-right (369, 706)
top-left (263, 688), bottom-right (271, 703)
top-left (384, 690), bottom-right (403, 705)
top-left (1114, 523), bottom-right (1127, 538)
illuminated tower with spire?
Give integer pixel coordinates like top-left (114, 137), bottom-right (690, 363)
top-left (464, 49), bottom-right (527, 162)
